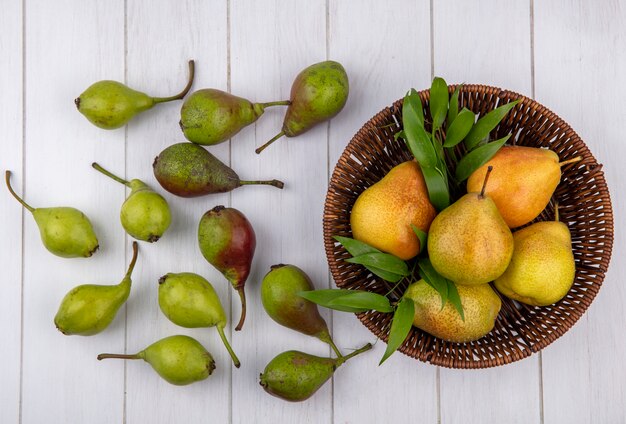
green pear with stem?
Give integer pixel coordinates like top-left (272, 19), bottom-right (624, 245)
top-left (180, 89), bottom-right (290, 145)
top-left (5, 170), bottom-right (99, 258)
top-left (97, 335), bottom-right (215, 386)
top-left (54, 242), bottom-right (139, 335)
top-left (92, 162), bottom-right (171, 242)
top-left (261, 264), bottom-right (343, 357)
top-left (260, 343), bottom-right (372, 402)
top-left (76, 60), bottom-right (195, 129)
top-left (158, 272), bottom-right (241, 368)
top-left (256, 61), bottom-right (349, 154)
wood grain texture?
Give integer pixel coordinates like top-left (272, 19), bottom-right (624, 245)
top-left (0, 1), bottom-right (23, 423)
top-left (125, 1), bottom-right (231, 423)
top-left (328, 1), bottom-right (439, 423)
top-left (20, 1), bottom-right (126, 423)
top-left (229, 1), bottom-right (332, 422)
top-left (535, 1), bottom-right (626, 422)
top-left (433, 1), bottom-right (541, 423)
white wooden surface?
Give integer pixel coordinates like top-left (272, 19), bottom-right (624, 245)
top-left (1, 1), bottom-right (625, 423)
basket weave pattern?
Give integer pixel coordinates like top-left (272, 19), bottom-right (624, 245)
top-left (323, 85), bottom-right (614, 369)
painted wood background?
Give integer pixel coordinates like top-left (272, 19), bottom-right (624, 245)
top-left (1, 0), bottom-right (624, 423)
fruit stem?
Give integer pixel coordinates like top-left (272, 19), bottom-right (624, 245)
top-left (260, 100), bottom-right (291, 108)
top-left (555, 201), bottom-right (560, 222)
top-left (238, 179), bottom-right (285, 189)
top-left (217, 325), bottom-right (241, 368)
top-left (559, 156), bottom-right (583, 167)
top-left (255, 131), bottom-right (285, 154)
top-left (92, 162), bottom-right (130, 186)
top-left (152, 59), bottom-right (196, 103)
top-left (5, 171), bottom-right (34, 212)
top-left (124, 241), bottom-right (139, 279)
top-left (479, 166), bottom-right (494, 199)
top-left (337, 343), bottom-right (373, 365)
top-left (234, 287), bottom-right (247, 331)
top-left (97, 353), bottom-right (140, 361)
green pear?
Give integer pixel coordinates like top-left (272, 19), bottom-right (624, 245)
top-left (494, 208), bottom-right (575, 306)
top-left (97, 335), bottom-right (215, 386)
top-left (54, 242), bottom-right (139, 335)
top-left (427, 167), bottom-right (513, 285)
top-left (92, 163), bottom-right (171, 242)
top-left (260, 264), bottom-right (342, 357)
top-left (76, 60), bottom-right (195, 129)
top-left (404, 279), bottom-right (501, 343)
top-left (180, 89), bottom-right (290, 145)
top-left (158, 272), bottom-right (240, 368)
top-left (255, 61), bottom-right (349, 154)
top-left (5, 170), bottom-right (99, 258)
top-left (260, 343), bottom-right (372, 402)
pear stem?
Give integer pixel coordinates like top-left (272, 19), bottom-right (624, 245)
top-left (5, 171), bottom-right (34, 212)
top-left (217, 325), bottom-right (241, 368)
top-left (337, 343), bottom-right (373, 365)
top-left (92, 162), bottom-right (130, 186)
top-left (234, 287), bottom-right (247, 331)
top-left (555, 201), bottom-right (560, 222)
top-left (124, 241), bottom-right (139, 279)
top-left (327, 337), bottom-right (344, 359)
top-left (238, 179), bottom-right (284, 189)
top-left (97, 353), bottom-right (140, 361)
top-left (255, 131), bottom-right (285, 154)
top-left (152, 59), bottom-right (196, 103)
top-left (559, 156), bottom-right (583, 167)
top-left (479, 166), bottom-right (494, 199)
top-left (260, 100), bottom-right (291, 108)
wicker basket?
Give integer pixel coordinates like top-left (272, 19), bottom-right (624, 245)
top-left (323, 84), bottom-right (614, 369)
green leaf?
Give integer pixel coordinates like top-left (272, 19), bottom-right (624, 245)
top-left (298, 289), bottom-right (372, 313)
top-left (418, 258), bottom-right (448, 309)
top-left (328, 291), bottom-right (394, 313)
top-left (410, 224), bottom-right (427, 255)
top-left (379, 297), bottom-right (415, 365)
top-left (394, 130), bottom-right (405, 141)
top-left (346, 253), bottom-right (409, 277)
top-left (366, 266), bottom-right (406, 283)
top-left (334, 236), bottom-right (380, 257)
top-left (464, 100), bottom-right (519, 150)
top-left (443, 108), bottom-right (474, 148)
top-left (446, 281), bottom-right (465, 321)
top-left (404, 89), bottom-right (424, 127)
top-left (447, 84), bottom-right (463, 125)
top-left (420, 166), bottom-right (450, 211)
top-left (430, 77), bottom-right (449, 130)
top-left (455, 134), bottom-right (511, 181)
top-left (403, 115), bottom-right (438, 168)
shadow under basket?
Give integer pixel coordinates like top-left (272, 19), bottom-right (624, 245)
top-left (323, 84), bottom-right (614, 369)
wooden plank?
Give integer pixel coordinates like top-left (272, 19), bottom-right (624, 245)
top-left (20, 1), bottom-right (126, 423)
top-left (328, 1), bottom-right (439, 423)
top-left (124, 1), bottom-right (231, 422)
top-left (535, 1), bottom-right (626, 422)
top-left (229, 0), bottom-right (332, 422)
top-left (0, 1), bottom-right (23, 423)
top-left (433, 1), bottom-right (542, 423)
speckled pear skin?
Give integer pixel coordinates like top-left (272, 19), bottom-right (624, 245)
top-left (121, 180), bottom-right (171, 242)
top-left (467, 146), bottom-right (561, 228)
top-left (32, 207), bottom-right (99, 258)
top-left (76, 81), bottom-right (154, 129)
top-left (404, 279), bottom-right (501, 343)
top-left (495, 221), bottom-right (575, 306)
top-left (180, 89), bottom-right (265, 145)
top-left (282, 61), bottom-right (349, 137)
top-left (54, 242), bottom-right (138, 335)
top-left (350, 161), bottom-right (436, 260)
top-left (260, 351), bottom-right (338, 402)
top-left (158, 272), bottom-right (226, 328)
top-left (98, 335), bottom-right (215, 386)
top-left (153, 143), bottom-right (241, 197)
top-left (427, 192), bottom-right (514, 285)
top-left (261, 264), bottom-right (329, 338)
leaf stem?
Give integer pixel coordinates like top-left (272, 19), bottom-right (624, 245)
top-left (5, 171), bottom-right (34, 212)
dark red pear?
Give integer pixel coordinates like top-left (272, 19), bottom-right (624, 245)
top-left (198, 206), bottom-right (256, 331)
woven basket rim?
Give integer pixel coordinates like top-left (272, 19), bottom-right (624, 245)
top-left (323, 83), bottom-right (614, 369)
